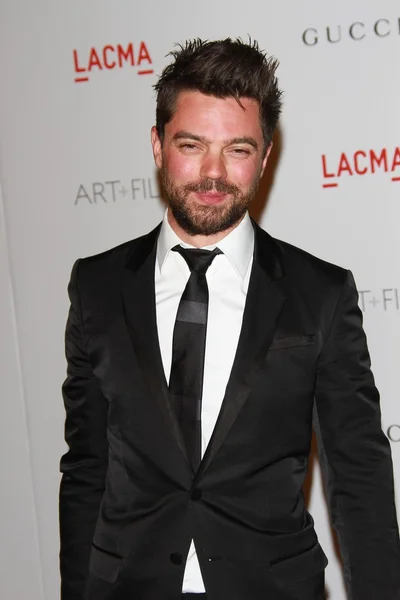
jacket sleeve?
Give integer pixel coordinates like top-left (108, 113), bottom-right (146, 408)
top-left (59, 259), bottom-right (108, 600)
top-left (314, 270), bottom-right (400, 600)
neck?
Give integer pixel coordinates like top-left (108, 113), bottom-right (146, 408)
top-left (167, 209), bottom-right (245, 248)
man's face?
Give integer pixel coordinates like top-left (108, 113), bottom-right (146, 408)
top-left (151, 91), bottom-right (271, 237)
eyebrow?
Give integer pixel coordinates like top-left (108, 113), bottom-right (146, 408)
top-left (172, 131), bottom-right (258, 150)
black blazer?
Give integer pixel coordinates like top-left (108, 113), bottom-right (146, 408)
top-left (60, 221), bottom-right (400, 600)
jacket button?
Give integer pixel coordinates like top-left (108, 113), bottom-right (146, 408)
top-left (190, 488), bottom-right (202, 501)
top-left (170, 552), bottom-right (183, 565)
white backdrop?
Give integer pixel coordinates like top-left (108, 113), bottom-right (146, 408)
top-left (0, 1), bottom-right (399, 598)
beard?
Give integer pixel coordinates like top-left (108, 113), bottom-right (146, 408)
top-left (160, 167), bottom-right (260, 236)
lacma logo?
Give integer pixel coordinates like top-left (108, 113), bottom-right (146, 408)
top-left (73, 41), bottom-right (154, 83)
top-left (321, 147), bottom-right (400, 188)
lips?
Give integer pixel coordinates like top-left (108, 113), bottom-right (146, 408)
top-left (195, 192), bottom-right (227, 204)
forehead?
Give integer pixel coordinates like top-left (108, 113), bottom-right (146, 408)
top-left (166, 91), bottom-right (262, 139)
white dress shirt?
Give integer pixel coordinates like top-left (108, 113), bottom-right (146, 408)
top-left (155, 210), bottom-right (254, 593)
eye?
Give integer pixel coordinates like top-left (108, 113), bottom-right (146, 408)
top-left (179, 143), bottom-right (199, 151)
top-left (231, 147), bottom-right (251, 156)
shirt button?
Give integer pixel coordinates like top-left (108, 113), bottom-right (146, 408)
top-left (190, 488), bottom-right (202, 501)
top-left (170, 552), bottom-right (183, 565)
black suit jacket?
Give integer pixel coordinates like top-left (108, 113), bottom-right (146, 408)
top-left (60, 221), bottom-right (400, 600)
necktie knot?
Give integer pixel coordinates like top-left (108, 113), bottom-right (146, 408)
top-left (172, 245), bottom-right (222, 274)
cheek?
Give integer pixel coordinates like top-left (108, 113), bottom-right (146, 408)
top-left (229, 160), bottom-right (261, 187)
top-left (164, 153), bottom-right (200, 182)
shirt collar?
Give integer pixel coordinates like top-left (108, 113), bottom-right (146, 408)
top-left (156, 209), bottom-right (254, 280)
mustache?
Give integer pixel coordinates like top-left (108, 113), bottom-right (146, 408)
top-left (182, 178), bottom-right (241, 195)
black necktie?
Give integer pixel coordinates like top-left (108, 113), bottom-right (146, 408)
top-left (169, 245), bottom-right (222, 470)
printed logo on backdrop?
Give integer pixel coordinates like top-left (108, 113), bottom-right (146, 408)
top-left (320, 147), bottom-right (400, 189)
top-left (302, 17), bottom-right (400, 45)
top-left (73, 41), bottom-right (154, 83)
top-left (75, 177), bottom-right (159, 204)
top-left (387, 425), bottom-right (400, 442)
top-left (358, 289), bottom-right (400, 313)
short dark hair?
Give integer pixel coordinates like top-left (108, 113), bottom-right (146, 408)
top-left (154, 38), bottom-right (282, 150)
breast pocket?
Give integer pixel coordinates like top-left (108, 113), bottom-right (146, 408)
top-left (269, 334), bottom-right (315, 351)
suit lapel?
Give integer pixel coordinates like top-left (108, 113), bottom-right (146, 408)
top-left (195, 222), bottom-right (287, 482)
top-left (121, 225), bottom-right (191, 469)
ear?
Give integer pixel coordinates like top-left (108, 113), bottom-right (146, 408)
top-left (151, 126), bottom-right (163, 169)
top-left (259, 142), bottom-right (273, 179)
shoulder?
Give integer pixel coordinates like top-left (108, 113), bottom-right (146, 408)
top-left (268, 233), bottom-right (354, 319)
top-left (253, 223), bottom-right (352, 310)
top-left (252, 219), bottom-right (348, 287)
top-left (258, 227), bottom-right (356, 322)
top-left (274, 236), bottom-right (348, 286)
top-left (71, 224), bottom-right (161, 285)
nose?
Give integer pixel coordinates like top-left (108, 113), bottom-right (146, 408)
top-left (200, 151), bottom-right (227, 180)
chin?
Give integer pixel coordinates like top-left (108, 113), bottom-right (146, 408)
top-left (176, 204), bottom-right (247, 237)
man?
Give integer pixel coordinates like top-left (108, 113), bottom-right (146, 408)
top-left (60, 39), bottom-right (400, 600)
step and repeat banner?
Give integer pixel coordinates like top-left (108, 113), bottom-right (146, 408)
top-left (0, 1), bottom-right (399, 598)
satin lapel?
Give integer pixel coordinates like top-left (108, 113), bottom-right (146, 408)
top-left (121, 225), bottom-right (191, 469)
top-left (194, 223), bottom-right (287, 482)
